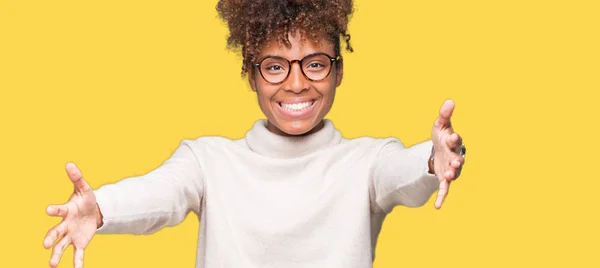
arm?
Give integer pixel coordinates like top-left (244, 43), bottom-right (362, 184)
top-left (94, 140), bottom-right (204, 235)
top-left (370, 139), bottom-right (439, 213)
top-left (371, 99), bottom-right (467, 212)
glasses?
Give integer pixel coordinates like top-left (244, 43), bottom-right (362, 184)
top-left (252, 52), bottom-right (340, 85)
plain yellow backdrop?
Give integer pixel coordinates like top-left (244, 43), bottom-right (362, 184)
top-left (1, 0), bottom-right (598, 267)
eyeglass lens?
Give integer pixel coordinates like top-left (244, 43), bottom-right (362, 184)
top-left (259, 54), bottom-right (333, 84)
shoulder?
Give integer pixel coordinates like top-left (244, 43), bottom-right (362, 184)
top-left (338, 136), bottom-right (406, 155)
top-left (178, 135), bottom-right (247, 152)
top-left (340, 135), bottom-right (405, 147)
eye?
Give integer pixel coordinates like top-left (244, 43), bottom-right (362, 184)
top-left (267, 65), bottom-right (284, 71)
top-left (262, 64), bottom-right (287, 74)
top-left (308, 63), bottom-right (324, 68)
top-left (304, 61), bottom-right (327, 72)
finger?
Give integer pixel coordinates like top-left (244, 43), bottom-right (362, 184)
top-left (66, 162), bottom-right (91, 194)
top-left (446, 133), bottom-right (463, 150)
top-left (435, 180), bottom-right (450, 209)
top-left (49, 236), bottom-right (71, 268)
top-left (455, 166), bottom-right (463, 179)
top-left (46, 204), bottom-right (69, 218)
top-left (434, 99), bottom-right (455, 130)
top-left (44, 221), bottom-right (68, 249)
top-left (451, 155), bottom-right (465, 169)
top-left (445, 169), bottom-right (455, 181)
top-left (74, 247), bottom-right (85, 268)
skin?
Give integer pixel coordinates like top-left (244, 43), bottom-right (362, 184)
top-left (248, 32), bottom-right (343, 136)
top-left (43, 32), bottom-right (466, 268)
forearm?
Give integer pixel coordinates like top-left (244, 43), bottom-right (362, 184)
top-left (371, 139), bottom-right (439, 212)
top-left (94, 142), bottom-right (203, 235)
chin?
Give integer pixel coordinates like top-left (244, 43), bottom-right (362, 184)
top-left (271, 118), bottom-right (322, 136)
top-left (282, 121), bottom-right (315, 136)
top-left (264, 99), bottom-right (327, 136)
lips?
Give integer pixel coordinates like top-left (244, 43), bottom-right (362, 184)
top-left (278, 100), bottom-right (315, 112)
top-left (275, 99), bottom-right (317, 118)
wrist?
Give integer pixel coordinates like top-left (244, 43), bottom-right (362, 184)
top-left (96, 203), bottom-right (104, 229)
top-left (427, 145), bottom-right (435, 175)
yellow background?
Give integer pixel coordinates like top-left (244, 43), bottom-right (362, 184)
top-left (1, 0), bottom-right (598, 267)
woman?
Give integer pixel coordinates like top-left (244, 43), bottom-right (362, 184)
top-left (43, 0), bottom-right (466, 267)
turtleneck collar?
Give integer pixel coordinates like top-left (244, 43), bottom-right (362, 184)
top-left (244, 119), bottom-right (342, 158)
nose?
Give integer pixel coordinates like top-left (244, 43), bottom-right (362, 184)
top-left (284, 62), bottom-right (309, 94)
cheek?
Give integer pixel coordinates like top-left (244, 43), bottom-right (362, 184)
top-left (316, 84), bottom-right (336, 107)
top-left (255, 85), bottom-right (278, 109)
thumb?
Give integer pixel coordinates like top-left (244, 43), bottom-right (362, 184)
top-left (66, 162), bottom-right (91, 194)
top-left (434, 99), bottom-right (455, 130)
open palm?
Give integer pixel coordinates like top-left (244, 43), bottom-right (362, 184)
top-left (431, 99), bottom-right (466, 209)
top-left (43, 162), bottom-right (99, 268)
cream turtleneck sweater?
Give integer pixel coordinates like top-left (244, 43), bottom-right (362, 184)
top-left (94, 119), bottom-right (439, 268)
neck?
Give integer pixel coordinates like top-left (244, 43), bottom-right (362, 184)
top-left (266, 120), bottom-right (325, 137)
top-left (245, 119), bottom-right (340, 158)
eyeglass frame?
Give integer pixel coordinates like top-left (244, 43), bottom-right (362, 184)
top-left (252, 52), bottom-right (341, 85)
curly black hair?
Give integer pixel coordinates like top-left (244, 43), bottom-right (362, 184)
top-left (216, 0), bottom-right (354, 76)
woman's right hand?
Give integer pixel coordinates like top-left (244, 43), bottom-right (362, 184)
top-left (43, 162), bottom-right (101, 268)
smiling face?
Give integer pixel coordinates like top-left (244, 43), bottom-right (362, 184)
top-left (249, 32), bottom-right (344, 136)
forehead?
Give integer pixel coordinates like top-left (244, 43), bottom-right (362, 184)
top-left (258, 32), bottom-right (335, 58)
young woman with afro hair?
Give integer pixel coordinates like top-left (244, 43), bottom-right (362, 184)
top-left (43, 0), bottom-right (467, 267)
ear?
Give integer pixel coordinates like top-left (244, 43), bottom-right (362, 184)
top-left (248, 68), bottom-right (258, 92)
top-left (335, 57), bottom-right (344, 87)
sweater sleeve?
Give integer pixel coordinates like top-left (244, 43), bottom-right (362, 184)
top-left (94, 140), bottom-right (204, 235)
top-left (370, 139), bottom-right (439, 213)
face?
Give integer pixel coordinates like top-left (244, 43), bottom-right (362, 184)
top-left (248, 32), bottom-right (344, 136)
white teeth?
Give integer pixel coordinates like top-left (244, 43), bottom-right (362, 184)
top-left (280, 101), bottom-right (314, 112)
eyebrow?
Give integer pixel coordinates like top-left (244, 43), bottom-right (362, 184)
top-left (257, 52), bottom-right (332, 62)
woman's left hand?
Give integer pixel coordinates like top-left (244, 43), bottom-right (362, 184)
top-left (431, 99), bottom-right (466, 209)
